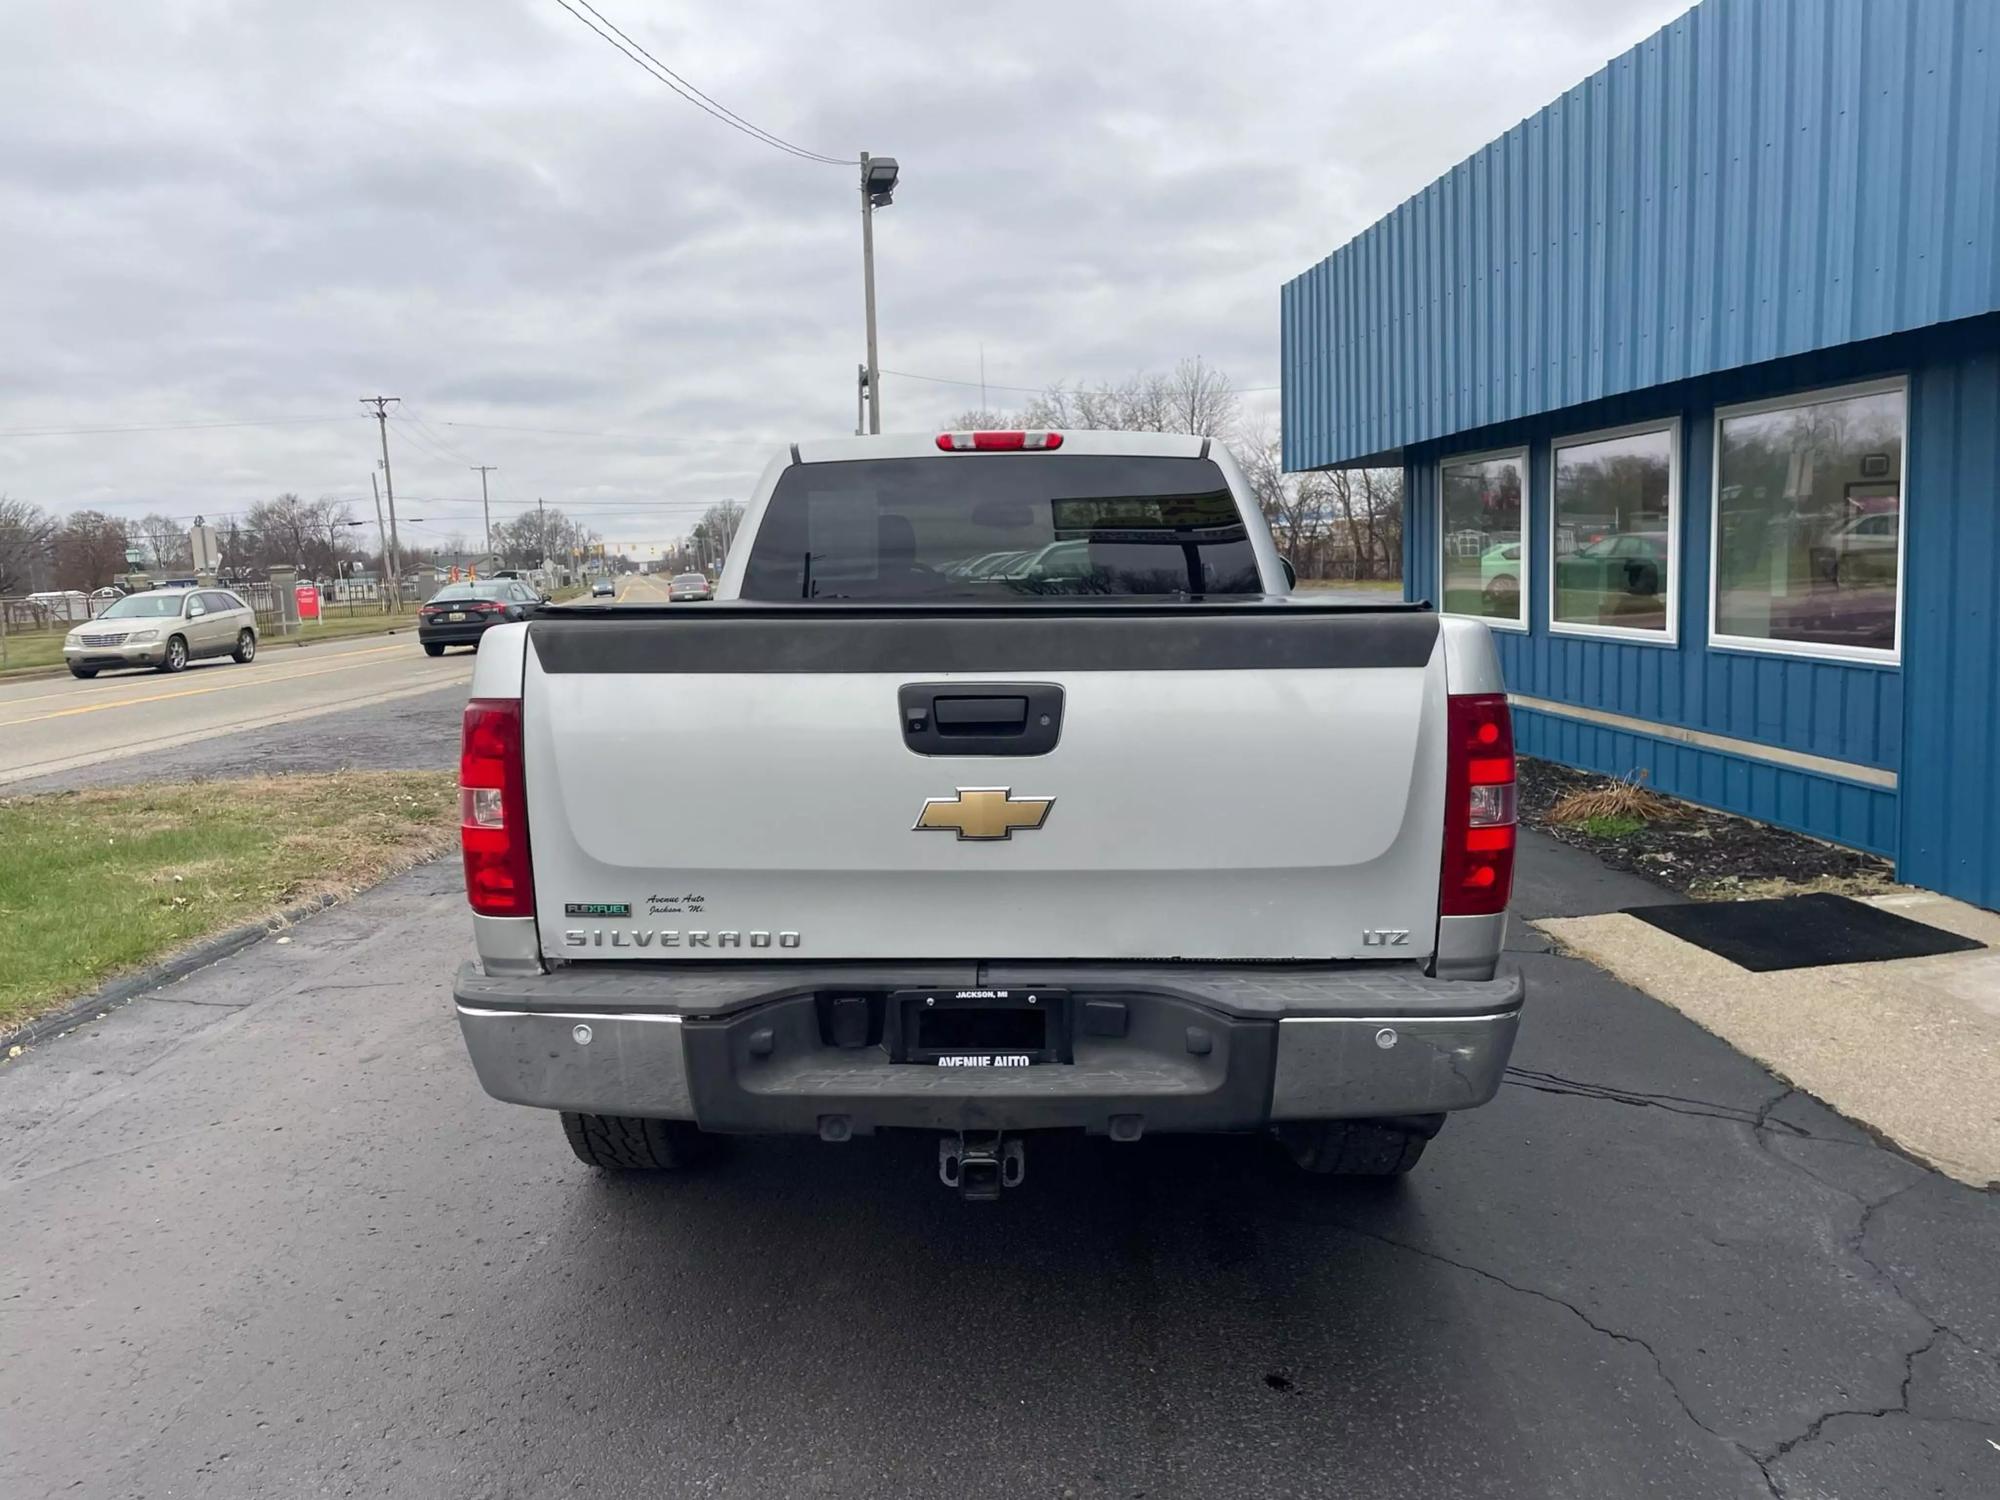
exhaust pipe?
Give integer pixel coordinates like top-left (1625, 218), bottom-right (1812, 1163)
top-left (938, 1132), bottom-right (1025, 1200)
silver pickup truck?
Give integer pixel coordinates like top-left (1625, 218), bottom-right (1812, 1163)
top-left (452, 430), bottom-right (1523, 1198)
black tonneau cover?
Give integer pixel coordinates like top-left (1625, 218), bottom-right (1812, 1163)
top-left (527, 599), bottom-right (1440, 675)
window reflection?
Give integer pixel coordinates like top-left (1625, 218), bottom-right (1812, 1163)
top-left (1552, 427), bottom-right (1674, 633)
top-left (1441, 453), bottom-right (1526, 624)
top-left (1714, 387), bottom-right (1903, 655)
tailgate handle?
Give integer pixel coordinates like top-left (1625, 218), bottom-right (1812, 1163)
top-left (934, 695), bottom-right (1027, 731)
top-left (900, 683), bottom-right (1063, 756)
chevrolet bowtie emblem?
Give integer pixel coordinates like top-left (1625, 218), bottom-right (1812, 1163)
top-left (914, 787), bottom-right (1056, 841)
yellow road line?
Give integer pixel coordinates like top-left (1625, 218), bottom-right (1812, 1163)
top-left (0, 644), bottom-right (435, 729)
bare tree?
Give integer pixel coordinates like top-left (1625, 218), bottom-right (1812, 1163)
top-left (1358, 468), bottom-right (1403, 579)
top-left (1162, 357), bottom-right (1238, 437)
top-left (53, 511), bottom-right (131, 591)
top-left (703, 500), bottom-right (744, 554)
top-left (947, 359), bottom-right (1235, 437)
top-left (308, 496), bottom-right (361, 576)
top-left (0, 496), bottom-right (58, 594)
top-left (944, 407), bottom-right (1025, 429)
top-left (1237, 425), bottom-right (1314, 563)
top-left (495, 505), bottom-right (598, 572)
top-left (244, 494), bottom-right (314, 571)
top-left (135, 512), bottom-right (190, 572)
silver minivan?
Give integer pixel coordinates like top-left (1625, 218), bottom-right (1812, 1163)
top-left (64, 586), bottom-right (259, 679)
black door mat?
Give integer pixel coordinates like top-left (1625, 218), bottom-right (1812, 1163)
top-left (1623, 892), bottom-right (1985, 972)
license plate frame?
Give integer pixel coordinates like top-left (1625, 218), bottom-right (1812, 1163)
top-left (448, 611), bottom-right (466, 622)
top-left (885, 987), bottom-right (1072, 1066)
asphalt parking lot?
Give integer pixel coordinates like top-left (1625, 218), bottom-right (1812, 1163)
top-left (2, 836), bottom-right (1994, 1500)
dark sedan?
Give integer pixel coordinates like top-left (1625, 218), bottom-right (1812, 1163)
top-left (417, 580), bottom-right (545, 655)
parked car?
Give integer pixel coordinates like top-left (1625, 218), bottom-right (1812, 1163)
top-left (451, 428), bottom-right (1523, 1198)
top-left (590, 577), bottom-right (616, 598)
top-left (1812, 512), bottom-right (1900, 588)
top-left (418, 580), bottom-right (546, 656)
top-left (1554, 532), bottom-right (1668, 599)
top-left (667, 572), bottom-right (713, 601)
top-left (63, 587), bottom-right (257, 678)
top-left (1479, 542), bottom-right (1522, 610)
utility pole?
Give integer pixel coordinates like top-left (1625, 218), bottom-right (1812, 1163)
top-left (472, 465), bottom-right (498, 556)
top-left (370, 471), bottom-right (392, 613)
top-left (360, 396), bottom-right (404, 611)
top-left (537, 496), bottom-right (547, 573)
top-left (858, 153), bottom-right (900, 436)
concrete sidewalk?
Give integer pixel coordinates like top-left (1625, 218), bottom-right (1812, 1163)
top-left (1540, 890), bottom-right (2000, 1187)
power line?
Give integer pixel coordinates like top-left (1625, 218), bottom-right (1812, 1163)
top-left (388, 412), bottom-right (480, 468)
top-left (567, 0), bottom-right (852, 163)
top-left (437, 418), bottom-right (763, 444)
top-left (550, 0), bottom-right (855, 166)
top-left (395, 411), bottom-right (476, 462)
top-left (0, 414), bottom-right (360, 438)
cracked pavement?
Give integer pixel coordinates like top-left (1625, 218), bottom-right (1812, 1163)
top-left (1, 835), bottom-right (1996, 1498)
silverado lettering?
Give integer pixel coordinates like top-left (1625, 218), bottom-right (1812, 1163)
top-left (563, 930), bottom-right (802, 948)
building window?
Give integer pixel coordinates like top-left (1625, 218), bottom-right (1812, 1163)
top-left (1711, 379), bottom-right (1905, 662)
top-left (1440, 448), bottom-right (1527, 629)
top-left (1550, 421), bottom-right (1677, 640)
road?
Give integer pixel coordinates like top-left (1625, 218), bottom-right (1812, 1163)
top-left (0, 577), bottom-right (676, 793)
top-left (0, 633), bottom-right (474, 790)
top-left (2, 835), bottom-right (1994, 1499)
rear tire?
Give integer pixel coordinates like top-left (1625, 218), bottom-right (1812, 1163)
top-left (69, 666), bottom-right (97, 679)
top-left (1277, 1119), bottom-right (1434, 1177)
top-left (561, 1111), bottom-right (713, 1171)
top-left (232, 629), bottom-right (257, 663)
top-left (422, 642), bottom-right (446, 657)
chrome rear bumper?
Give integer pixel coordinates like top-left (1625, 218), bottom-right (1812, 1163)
top-left (455, 963), bottom-right (1522, 1133)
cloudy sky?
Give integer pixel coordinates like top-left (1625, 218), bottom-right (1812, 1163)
top-left (3, 0), bottom-right (1688, 555)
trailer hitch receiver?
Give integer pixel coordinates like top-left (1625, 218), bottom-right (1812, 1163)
top-left (938, 1132), bottom-right (1024, 1201)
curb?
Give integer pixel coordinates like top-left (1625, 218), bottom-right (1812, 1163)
top-left (1, 892), bottom-right (344, 1055)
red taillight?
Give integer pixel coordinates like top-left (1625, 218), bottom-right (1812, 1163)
top-left (460, 697), bottom-right (533, 917)
top-left (471, 601), bottom-right (506, 614)
top-left (1441, 693), bottom-right (1516, 917)
top-left (935, 430), bottom-right (1063, 451)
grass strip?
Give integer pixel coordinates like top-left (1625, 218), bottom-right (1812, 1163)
top-left (0, 771), bottom-right (456, 1034)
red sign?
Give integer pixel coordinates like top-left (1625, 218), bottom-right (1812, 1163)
top-left (295, 583), bottom-right (320, 621)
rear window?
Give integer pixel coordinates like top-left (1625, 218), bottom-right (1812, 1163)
top-left (739, 454), bottom-right (1261, 600)
top-left (432, 582), bottom-right (510, 602)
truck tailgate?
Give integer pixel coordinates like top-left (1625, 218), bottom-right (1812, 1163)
top-left (519, 606), bottom-right (1447, 963)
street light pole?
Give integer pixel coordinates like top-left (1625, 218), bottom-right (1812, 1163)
top-left (860, 155), bottom-right (880, 435)
top-left (858, 153), bottom-right (899, 436)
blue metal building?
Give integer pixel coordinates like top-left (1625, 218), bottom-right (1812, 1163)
top-left (1280, 0), bottom-right (2000, 909)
